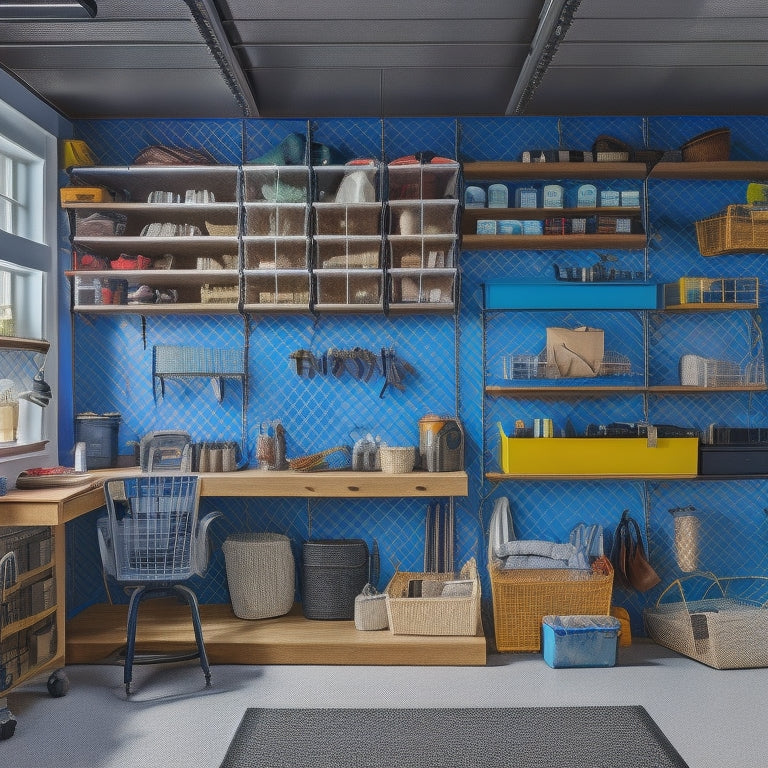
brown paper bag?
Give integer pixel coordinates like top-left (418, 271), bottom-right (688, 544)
top-left (546, 326), bottom-right (604, 378)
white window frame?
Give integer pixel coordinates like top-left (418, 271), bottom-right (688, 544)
top-left (0, 72), bottom-right (65, 480)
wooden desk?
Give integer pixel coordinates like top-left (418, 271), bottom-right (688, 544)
top-left (1, 469), bottom-right (485, 669)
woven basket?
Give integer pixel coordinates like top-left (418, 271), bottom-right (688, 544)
top-left (681, 127), bottom-right (731, 161)
top-left (379, 446), bottom-right (416, 474)
top-left (695, 204), bottom-right (768, 256)
top-left (222, 532), bottom-right (295, 619)
top-left (385, 558), bottom-right (480, 636)
top-left (490, 562), bottom-right (613, 651)
top-left (644, 574), bottom-right (768, 668)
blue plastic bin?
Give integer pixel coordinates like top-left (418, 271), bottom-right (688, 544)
top-left (542, 614), bottom-right (621, 668)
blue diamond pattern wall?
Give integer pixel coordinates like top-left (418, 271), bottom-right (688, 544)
top-left (66, 115), bottom-right (768, 640)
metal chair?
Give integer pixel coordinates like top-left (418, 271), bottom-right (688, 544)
top-left (97, 474), bottom-right (221, 694)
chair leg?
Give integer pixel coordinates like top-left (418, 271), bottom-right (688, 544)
top-left (173, 585), bottom-right (211, 687)
top-left (124, 586), bottom-right (146, 695)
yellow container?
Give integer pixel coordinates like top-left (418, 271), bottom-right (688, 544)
top-left (497, 424), bottom-right (698, 476)
top-left (60, 186), bottom-right (112, 204)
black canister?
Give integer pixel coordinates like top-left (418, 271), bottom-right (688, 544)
top-left (301, 538), bottom-right (369, 620)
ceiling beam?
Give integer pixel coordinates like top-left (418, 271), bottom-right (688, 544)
top-left (184, 0), bottom-right (259, 117)
top-left (506, 0), bottom-right (582, 115)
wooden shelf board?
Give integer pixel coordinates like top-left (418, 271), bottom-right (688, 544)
top-left (66, 602), bottom-right (487, 667)
top-left (487, 385), bottom-right (645, 397)
top-left (663, 303), bottom-right (759, 311)
top-left (462, 234), bottom-right (646, 251)
top-left (650, 161), bottom-right (768, 180)
top-left (72, 304), bottom-right (240, 315)
top-left (462, 205), bottom-right (639, 222)
top-left (486, 472), bottom-right (698, 482)
top-left (463, 161), bottom-right (647, 180)
top-left (486, 385), bottom-right (767, 396)
top-left (198, 469), bottom-right (469, 498)
top-left (0, 336), bottom-right (50, 354)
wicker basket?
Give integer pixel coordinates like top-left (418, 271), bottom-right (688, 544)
top-left (681, 127), bottom-right (731, 161)
top-left (695, 204), bottom-right (768, 256)
top-left (644, 574), bottom-right (768, 668)
top-left (490, 562), bottom-right (613, 651)
top-left (222, 533), bottom-right (295, 619)
top-left (379, 446), bottom-right (416, 474)
top-left (385, 558), bottom-right (480, 636)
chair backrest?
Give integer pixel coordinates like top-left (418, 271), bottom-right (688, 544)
top-left (103, 474), bottom-right (201, 583)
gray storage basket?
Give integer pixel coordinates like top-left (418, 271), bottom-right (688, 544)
top-left (302, 538), bottom-right (369, 620)
top-left (222, 532), bottom-right (295, 619)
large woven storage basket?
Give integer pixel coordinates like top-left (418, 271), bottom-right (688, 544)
top-left (385, 557), bottom-right (480, 636)
top-left (695, 205), bottom-right (768, 257)
top-left (301, 539), bottom-right (369, 620)
top-left (644, 574), bottom-right (768, 669)
top-left (490, 562), bottom-right (613, 651)
top-left (222, 533), bottom-right (295, 619)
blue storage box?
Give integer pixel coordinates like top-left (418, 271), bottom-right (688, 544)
top-left (484, 281), bottom-right (660, 310)
top-left (541, 614), bottom-right (621, 668)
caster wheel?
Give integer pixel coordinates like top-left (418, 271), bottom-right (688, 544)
top-left (46, 669), bottom-right (69, 698)
top-left (0, 715), bottom-right (16, 740)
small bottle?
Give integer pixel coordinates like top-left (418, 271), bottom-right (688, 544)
top-left (74, 441), bottom-right (87, 472)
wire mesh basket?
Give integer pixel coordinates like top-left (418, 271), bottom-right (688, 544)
top-left (679, 353), bottom-right (765, 388)
top-left (503, 349), bottom-right (632, 380)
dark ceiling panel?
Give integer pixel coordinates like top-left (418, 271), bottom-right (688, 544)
top-left (13, 68), bottom-right (243, 118)
top-left (218, 0), bottom-right (537, 22)
top-left (575, 0), bottom-right (768, 19)
top-left (382, 67), bottom-right (517, 117)
top-left (228, 19), bottom-right (533, 45)
top-left (238, 43), bottom-right (525, 69)
top-left (0, 20), bottom-right (202, 43)
top-left (526, 65), bottom-right (768, 116)
top-left (0, 45), bottom-right (217, 69)
top-left (248, 67), bottom-right (383, 117)
top-left (554, 42), bottom-right (768, 67)
top-left (567, 17), bottom-right (768, 42)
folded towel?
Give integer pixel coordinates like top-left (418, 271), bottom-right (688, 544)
top-left (495, 539), bottom-right (576, 560)
top-left (502, 555), bottom-right (571, 569)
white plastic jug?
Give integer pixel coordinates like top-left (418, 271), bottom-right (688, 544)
top-left (17, 395), bottom-right (44, 443)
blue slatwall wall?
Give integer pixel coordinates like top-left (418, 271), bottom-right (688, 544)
top-left (65, 115), bottom-right (768, 642)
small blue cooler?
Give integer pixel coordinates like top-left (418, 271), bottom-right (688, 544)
top-left (542, 614), bottom-right (621, 668)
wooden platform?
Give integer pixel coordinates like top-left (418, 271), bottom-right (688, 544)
top-left (66, 601), bottom-right (487, 666)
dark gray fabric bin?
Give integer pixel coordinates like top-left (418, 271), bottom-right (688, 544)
top-left (301, 539), bottom-right (369, 620)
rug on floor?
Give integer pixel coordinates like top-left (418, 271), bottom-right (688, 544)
top-left (220, 705), bottom-right (689, 768)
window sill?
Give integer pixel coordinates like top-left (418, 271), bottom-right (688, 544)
top-left (0, 440), bottom-right (48, 459)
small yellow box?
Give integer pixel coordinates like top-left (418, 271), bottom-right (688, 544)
top-left (60, 186), bottom-right (112, 204)
top-left (497, 424), bottom-right (698, 476)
